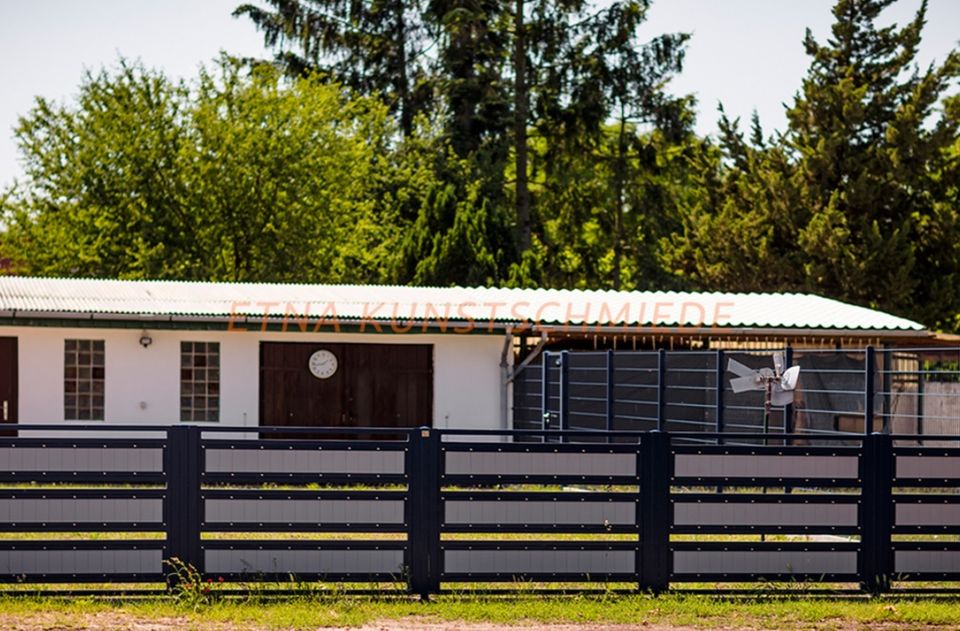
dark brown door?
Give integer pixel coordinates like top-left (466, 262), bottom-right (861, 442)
top-left (260, 342), bottom-right (432, 435)
top-left (0, 338), bottom-right (17, 436)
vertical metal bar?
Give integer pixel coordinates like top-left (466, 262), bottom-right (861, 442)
top-left (164, 425), bottom-right (203, 583)
top-left (864, 346), bottom-right (876, 435)
top-left (783, 346), bottom-right (794, 442)
top-left (540, 351), bottom-right (551, 442)
top-left (881, 347), bottom-right (892, 434)
top-left (559, 350), bottom-right (570, 441)
top-left (407, 427), bottom-right (441, 598)
top-left (639, 431), bottom-right (671, 593)
top-left (917, 356), bottom-right (925, 445)
top-left (606, 349), bottom-right (615, 441)
top-left (657, 349), bottom-right (667, 432)
top-left (859, 432), bottom-right (893, 594)
top-left (714, 350), bottom-right (725, 444)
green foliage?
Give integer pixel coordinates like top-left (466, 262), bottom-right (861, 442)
top-left (663, 0), bottom-right (960, 329)
top-left (3, 0), bottom-right (959, 332)
top-left (233, 0), bottom-right (431, 135)
top-left (236, 0), bottom-right (693, 286)
top-left (2, 58), bottom-right (431, 283)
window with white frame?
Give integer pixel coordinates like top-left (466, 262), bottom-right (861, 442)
top-left (181, 342), bottom-right (220, 422)
top-left (64, 339), bottom-right (105, 420)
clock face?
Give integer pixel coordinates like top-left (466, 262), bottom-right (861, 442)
top-left (308, 349), bottom-right (338, 379)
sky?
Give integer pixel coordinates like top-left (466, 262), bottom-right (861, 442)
top-left (0, 0), bottom-right (958, 189)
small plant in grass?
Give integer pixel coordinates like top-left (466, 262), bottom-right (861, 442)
top-left (163, 557), bottom-right (225, 609)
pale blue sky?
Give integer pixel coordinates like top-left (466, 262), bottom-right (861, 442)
top-left (1, 0), bottom-right (957, 189)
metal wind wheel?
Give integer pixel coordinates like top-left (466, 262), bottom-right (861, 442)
top-left (727, 352), bottom-right (801, 407)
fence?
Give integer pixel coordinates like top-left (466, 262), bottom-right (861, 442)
top-left (513, 346), bottom-right (960, 441)
top-left (0, 424), bottom-right (958, 594)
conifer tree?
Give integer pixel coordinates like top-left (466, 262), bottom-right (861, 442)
top-left (664, 0), bottom-right (960, 329)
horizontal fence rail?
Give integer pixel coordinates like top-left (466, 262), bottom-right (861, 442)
top-left (0, 425), bottom-right (958, 595)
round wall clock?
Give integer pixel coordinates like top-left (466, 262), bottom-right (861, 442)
top-left (308, 349), bottom-right (338, 379)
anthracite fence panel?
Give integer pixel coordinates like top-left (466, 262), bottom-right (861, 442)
top-left (514, 346), bottom-right (960, 441)
top-left (0, 424), bottom-right (958, 594)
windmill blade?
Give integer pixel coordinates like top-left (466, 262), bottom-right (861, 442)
top-left (771, 387), bottom-right (796, 407)
top-left (730, 374), bottom-right (761, 393)
top-left (772, 352), bottom-right (785, 375)
top-left (780, 365), bottom-right (801, 391)
top-left (727, 357), bottom-right (755, 378)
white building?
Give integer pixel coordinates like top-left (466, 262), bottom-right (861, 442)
top-left (0, 276), bottom-right (930, 433)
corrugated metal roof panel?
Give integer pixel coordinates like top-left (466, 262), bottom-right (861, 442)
top-left (0, 276), bottom-right (925, 331)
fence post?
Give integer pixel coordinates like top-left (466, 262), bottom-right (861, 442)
top-left (657, 349), bottom-right (667, 431)
top-left (881, 347), bottom-right (892, 433)
top-left (164, 425), bottom-right (203, 582)
top-left (559, 350), bottom-right (570, 441)
top-left (639, 430), bottom-right (671, 593)
top-left (864, 346), bottom-right (876, 435)
top-left (860, 432), bottom-right (894, 594)
top-left (407, 427), bottom-right (441, 598)
top-left (784, 346), bottom-right (794, 440)
top-left (540, 351), bottom-right (551, 440)
top-left (714, 350), bottom-right (725, 441)
top-left (916, 357), bottom-right (925, 443)
top-left (606, 349), bottom-right (615, 438)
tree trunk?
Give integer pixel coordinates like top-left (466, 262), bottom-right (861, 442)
top-left (395, 1), bottom-right (412, 136)
top-left (514, 0), bottom-right (531, 252)
top-left (613, 107), bottom-right (626, 290)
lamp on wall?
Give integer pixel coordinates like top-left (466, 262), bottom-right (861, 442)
top-left (138, 330), bottom-right (153, 348)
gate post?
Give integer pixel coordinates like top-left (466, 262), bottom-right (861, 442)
top-left (639, 431), bottom-right (671, 593)
top-left (407, 427), bottom-right (441, 598)
top-left (164, 425), bottom-right (203, 582)
top-left (860, 432), bottom-right (894, 594)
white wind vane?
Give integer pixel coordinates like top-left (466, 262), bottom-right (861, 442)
top-left (727, 352), bottom-right (801, 407)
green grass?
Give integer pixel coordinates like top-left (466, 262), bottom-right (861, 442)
top-left (1, 592), bottom-right (959, 629)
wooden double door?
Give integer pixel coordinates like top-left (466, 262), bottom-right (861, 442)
top-left (259, 342), bottom-right (433, 434)
top-left (0, 338), bottom-right (16, 436)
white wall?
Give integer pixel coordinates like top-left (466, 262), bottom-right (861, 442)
top-left (3, 325), bottom-right (508, 434)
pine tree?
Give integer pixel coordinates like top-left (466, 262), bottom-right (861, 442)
top-left (234, 0), bottom-right (430, 135)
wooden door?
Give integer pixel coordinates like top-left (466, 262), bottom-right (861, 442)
top-left (260, 342), bottom-right (433, 436)
top-left (0, 338), bottom-right (17, 436)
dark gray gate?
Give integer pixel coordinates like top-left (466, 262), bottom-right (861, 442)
top-left (0, 424), bottom-right (958, 594)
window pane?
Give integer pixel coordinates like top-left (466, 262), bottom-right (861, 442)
top-left (65, 340), bottom-right (106, 421)
top-left (180, 342), bottom-right (220, 422)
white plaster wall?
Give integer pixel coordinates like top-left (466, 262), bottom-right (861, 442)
top-left (4, 325), bottom-right (508, 435)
